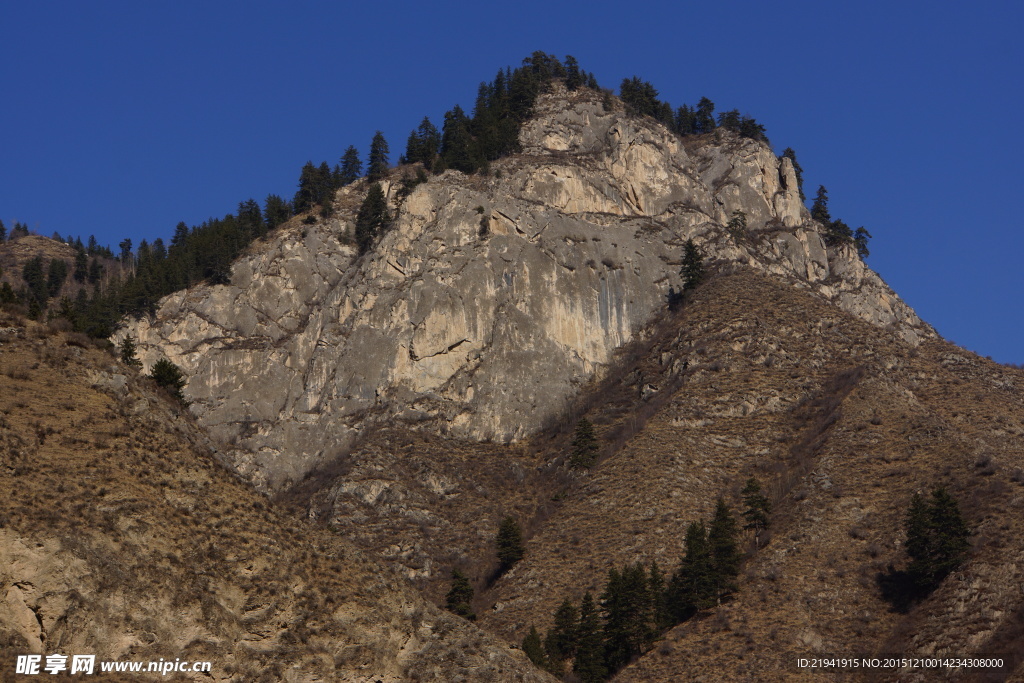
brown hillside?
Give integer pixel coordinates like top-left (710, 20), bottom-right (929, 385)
top-left (301, 268), bottom-right (1024, 682)
top-left (0, 312), bottom-right (554, 682)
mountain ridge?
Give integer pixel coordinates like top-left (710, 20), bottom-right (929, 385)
top-left (118, 84), bottom-right (931, 493)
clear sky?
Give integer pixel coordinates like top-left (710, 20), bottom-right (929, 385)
top-left (2, 1), bottom-right (1021, 363)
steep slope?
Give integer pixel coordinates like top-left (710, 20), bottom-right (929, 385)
top-left (276, 268), bottom-right (1023, 681)
top-left (475, 270), bottom-right (1024, 681)
top-left (120, 85), bottom-right (930, 492)
top-left (0, 314), bottom-right (552, 682)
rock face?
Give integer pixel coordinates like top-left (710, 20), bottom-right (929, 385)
top-left (120, 86), bottom-right (931, 490)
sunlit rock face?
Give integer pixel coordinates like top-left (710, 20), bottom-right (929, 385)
top-left (120, 86), bottom-right (930, 490)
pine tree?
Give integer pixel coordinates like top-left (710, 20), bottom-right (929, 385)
top-left (668, 521), bottom-right (716, 622)
top-left (0, 282), bottom-right (16, 305)
top-left (570, 417), bottom-right (599, 468)
top-left (708, 498), bottom-right (741, 599)
top-left (338, 146), bottom-right (362, 185)
top-left (717, 109), bottom-right (741, 131)
top-left (680, 239), bottom-right (705, 291)
top-left (22, 256), bottom-right (48, 305)
top-left (621, 562), bottom-right (653, 655)
top-left (317, 160), bottom-right (336, 217)
top-left (150, 358), bottom-right (187, 405)
top-left (810, 185), bottom-right (831, 226)
top-left (600, 567), bottom-right (630, 671)
top-left (441, 105), bottom-right (476, 174)
top-left (649, 560), bottom-right (669, 630)
top-left (263, 194), bottom-right (292, 229)
top-left (726, 210), bottom-right (747, 240)
top-left (545, 598), bottom-right (579, 661)
top-left (906, 488), bottom-right (970, 591)
top-left (405, 117), bottom-right (441, 169)
top-left (675, 105), bottom-right (696, 136)
top-left (293, 161), bottom-right (320, 214)
top-left (445, 569), bottom-right (475, 619)
top-left (354, 183), bottom-right (392, 254)
top-left (120, 334), bottom-right (143, 367)
top-left (564, 55), bottom-right (583, 90)
top-left (46, 259), bottom-right (69, 298)
top-left (741, 478), bottom-right (771, 548)
top-left (522, 626), bottom-right (547, 668)
top-left (574, 592), bottom-right (607, 682)
top-left (854, 227), bottom-right (872, 258)
top-left (496, 516), bottom-right (525, 572)
top-left (738, 115), bottom-right (768, 142)
top-left (695, 97), bottom-right (716, 134)
top-left (367, 131), bottom-right (390, 182)
top-left (0, 219), bottom-right (6, 242)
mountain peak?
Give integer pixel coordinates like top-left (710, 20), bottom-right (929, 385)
top-left (119, 81), bottom-right (929, 491)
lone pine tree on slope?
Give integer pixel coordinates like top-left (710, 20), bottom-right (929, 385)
top-left (680, 239), bottom-right (705, 291)
top-left (496, 516), bottom-right (525, 572)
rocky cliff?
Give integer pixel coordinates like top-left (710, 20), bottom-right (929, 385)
top-left (119, 85), bottom-right (931, 491)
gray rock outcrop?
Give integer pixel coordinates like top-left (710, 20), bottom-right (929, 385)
top-left (119, 86), bottom-right (931, 490)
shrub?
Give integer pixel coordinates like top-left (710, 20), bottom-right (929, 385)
top-left (151, 358), bottom-right (187, 405)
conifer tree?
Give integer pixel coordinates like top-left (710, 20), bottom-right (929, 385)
top-left (293, 161), bottom-right (320, 214)
top-left (680, 239), bottom-right (705, 291)
top-left (668, 521), bottom-right (716, 621)
top-left (445, 569), bottom-right (475, 619)
top-left (522, 626), bottom-right (547, 668)
top-left (905, 488), bottom-right (970, 590)
top-left (545, 598), bottom-right (579, 662)
top-left (496, 515), bottom-right (525, 572)
top-left (367, 131), bottom-right (390, 182)
top-left (717, 109), bottom-right (741, 130)
top-left (601, 563), bottom-right (653, 672)
top-left (87, 259), bottom-right (103, 285)
top-left (0, 219), bottom-right (6, 242)
top-left (574, 592), bottom-right (607, 683)
top-left (600, 567), bottom-right (630, 671)
top-left (441, 105), bottom-right (476, 174)
top-left (570, 417), bottom-right (599, 468)
top-left (120, 334), bottom-right (143, 367)
top-left (354, 183), bottom-right (392, 254)
top-left (263, 194), bottom-right (292, 229)
top-left (741, 478), bottom-right (771, 548)
top-left (404, 117), bottom-right (441, 169)
top-left (726, 210), bottom-right (747, 240)
top-left (854, 227), bottom-right (872, 258)
top-left (0, 281), bottom-right (16, 305)
top-left (339, 146), bottom-right (362, 185)
top-left (151, 358), bottom-right (187, 405)
top-left (46, 259), bottom-right (68, 298)
top-left (22, 256), bottom-right (48, 305)
top-left (649, 560), bottom-right (669, 630)
top-left (695, 97), bottom-right (716, 134)
top-left (622, 562), bottom-right (653, 655)
top-left (564, 55), bottom-right (583, 90)
top-left (708, 498), bottom-right (741, 599)
top-left (811, 185), bottom-right (831, 226)
top-left (738, 115), bottom-right (768, 141)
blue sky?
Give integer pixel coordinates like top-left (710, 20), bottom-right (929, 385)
top-left (2, 1), bottom-right (1021, 363)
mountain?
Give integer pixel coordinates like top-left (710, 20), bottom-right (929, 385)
top-left (119, 84), bottom-right (929, 493)
top-left (4, 73), bottom-right (1023, 682)
top-left (0, 315), bottom-right (552, 681)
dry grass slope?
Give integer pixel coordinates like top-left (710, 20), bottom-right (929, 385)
top-left (297, 268), bottom-right (1024, 682)
top-left (0, 311), bottom-right (553, 682)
